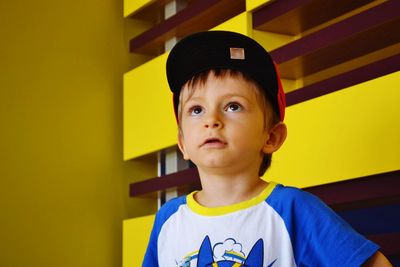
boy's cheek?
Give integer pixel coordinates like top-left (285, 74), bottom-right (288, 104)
top-left (181, 118), bottom-right (198, 130)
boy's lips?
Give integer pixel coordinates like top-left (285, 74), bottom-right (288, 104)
top-left (200, 137), bottom-right (227, 148)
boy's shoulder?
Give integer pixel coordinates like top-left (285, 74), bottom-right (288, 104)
top-left (270, 183), bottom-right (316, 200)
top-left (268, 183), bottom-right (329, 212)
top-left (154, 195), bottom-right (187, 224)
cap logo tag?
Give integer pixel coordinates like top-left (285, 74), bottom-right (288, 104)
top-left (230, 48), bottom-right (245, 60)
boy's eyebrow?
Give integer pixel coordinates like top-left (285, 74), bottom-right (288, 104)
top-left (181, 96), bottom-right (202, 108)
top-left (212, 93), bottom-right (253, 105)
top-left (184, 93), bottom-right (251, 104)
top-left (220, 93), bottom-right (252, 102)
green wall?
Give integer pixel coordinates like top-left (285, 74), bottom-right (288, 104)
top-left (0, 0), bottom-right (155, 266)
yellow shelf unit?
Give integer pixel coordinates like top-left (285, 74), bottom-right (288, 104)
top-left (123, 1), bottom-right (400, 265)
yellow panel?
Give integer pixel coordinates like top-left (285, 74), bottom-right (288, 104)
top-left (264, 71), bottom-right (400, 187)
top-left (124, 0), bottom-right (155, 18)
top-left (212, 12), bottom-right (251, 35)
top-left (124, 53), bottom-right (178, 160)
top-left (123, 215), bottom-right (155, 267)
top-left (246, 0), bottom-right (272, 11)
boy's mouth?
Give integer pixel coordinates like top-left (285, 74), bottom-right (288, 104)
top-left (201, 138), bottom-right (227, 147)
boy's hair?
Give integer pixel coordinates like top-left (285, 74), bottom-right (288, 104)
top-left (178, 68), bottom-right (280, 176)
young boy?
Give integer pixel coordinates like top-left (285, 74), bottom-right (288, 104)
top-left (143, 31), bottom-right (391, 267)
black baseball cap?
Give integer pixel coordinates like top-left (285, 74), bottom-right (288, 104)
top-left (166, 30), bottom-right (286, 121)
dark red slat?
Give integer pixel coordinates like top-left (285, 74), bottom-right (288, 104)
top-left (285, 53), bottom-right (400, 106)
top-left (253, 0), bottom-right (375, 35)
top-left (269, 1), bottom-right (400, 64)
top-left (252, 0), bottom-right (311, 28)
top-left (130, 166), bottom-right (399, 201)
top-left (305, 171), bottom-right (400, 207)
top-left (129, 0), bottom-right (245, 54)
top-left (130, 168), bottom-right (200, 197)
top-left (130, 0), bottom-right (218, 51)
top-left (367, 232), bottom-right (400, 256)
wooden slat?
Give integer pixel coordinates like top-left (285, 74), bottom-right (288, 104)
top-left (130, 168), bottom-right (200, 197)
top-left (130, 164), bottom-right (399, 200)
top-left (305, 171), bottom-right (400, 209)
top-left (129, 0), bottom-right (245, 55)
top-left (253, 0), bottom-right (374, 35)
top-left (269, 1), bottom-right (400, 79)
top-left (285, 53), bottom-right (400, 106)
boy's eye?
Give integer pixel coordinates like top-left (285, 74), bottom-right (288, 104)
top-left (225, 102), bottom-right (242, 112)
top-left (189, 106), bottom-right (204, 116)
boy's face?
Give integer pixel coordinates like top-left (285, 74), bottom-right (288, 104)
top-left (178, 72), bottom-right (274, 175)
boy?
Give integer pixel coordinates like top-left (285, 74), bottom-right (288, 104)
top-left (143, 31), bottom-right (391, 266)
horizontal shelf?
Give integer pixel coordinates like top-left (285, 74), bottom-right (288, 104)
top-left (130, 167), bottom-right (200, 197)
top-left (252, 0), bottom-right (376, 35)
top-left (285, 53), bottom-right (400, 106)
top-left (269, 0), bottom-right (400, 80)
top-left (299, 43), bottom-right (400, 88)
top-left (129, 0), bottom-right (245, 55)
top-left (305, 171), bottom-right (400, 210)
top-left (130, 165), bottom-right (399, 201)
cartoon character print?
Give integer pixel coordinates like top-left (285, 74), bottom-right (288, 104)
top-left (213, 238), bottom-right (246, 262)
top-left (197, 236), bottom-right (264, 267)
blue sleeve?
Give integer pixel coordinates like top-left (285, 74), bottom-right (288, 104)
top-left (267, 185), bottom-right (379, 267)
top-left (142, 196), bottom-right (187, 267)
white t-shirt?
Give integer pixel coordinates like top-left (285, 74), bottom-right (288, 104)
top-left (143, 182), bottom-right (378, 267)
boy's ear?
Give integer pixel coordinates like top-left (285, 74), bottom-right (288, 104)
top-left (263, 122), bottom-right (287, 154)
top-left (178, 131), bottom-right (190, 160)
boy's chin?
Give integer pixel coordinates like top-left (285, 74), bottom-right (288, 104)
top-left (194, 155), bottom-right (230, 166)
top-left (195, 159), bottom-right (241, 173)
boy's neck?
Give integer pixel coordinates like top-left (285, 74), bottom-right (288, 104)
top-left (194, 168), bottom-right (269, 208)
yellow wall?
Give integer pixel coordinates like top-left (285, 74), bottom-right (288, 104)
top-left (265, 72), bottom-right (400, 187)
top-left (0, 0), bottom-right (155, 266)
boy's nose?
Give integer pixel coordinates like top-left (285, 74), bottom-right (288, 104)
top-left (205, 121), bottom-right (221, 128)
top-left (204, 113), bottom-right (222, 129)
